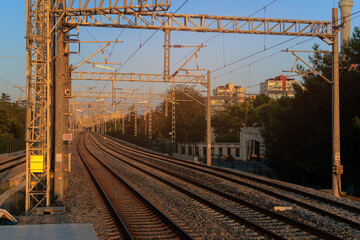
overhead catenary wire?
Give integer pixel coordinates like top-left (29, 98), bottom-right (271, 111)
top-left (170, 0), bottom-right (279, 69)
top-left (115, 0), bottom-right (189, 72)
top-left (0, 56), bottom-right (26, 61)
top-left (210, 8), bottom-right (359, 77)
top-left (213, 38), bottom-right (314, 80)
top-left (210, 9), bottom-right (360, 81)
top-left (172, 5), bottom-right (359, 76)
top-left (211, 35), bottom-right (305, 74)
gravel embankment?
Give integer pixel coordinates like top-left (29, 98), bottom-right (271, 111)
top-left (18, 136), bottom-right (112, 240)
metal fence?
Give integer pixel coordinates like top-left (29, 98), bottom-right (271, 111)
top-left (108, 132), bottom-right (177, 154)
top-left (0, 137), bottom-right (26, 154)
top-left (107, 133), bottom-right (274, 178)
top-left (220, 160), bottom-right (273, 177)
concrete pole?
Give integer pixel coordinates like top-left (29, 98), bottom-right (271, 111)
top-left (338, 0), bottom-right (354, 47)
top-left (54, 18), bottom-right (68, 201)
top-left (332, 8), bottom-right (342, 197)
top-left (207, 70), bottom-right (212, 166)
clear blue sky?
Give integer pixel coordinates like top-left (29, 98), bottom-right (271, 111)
top-left (1, 0), bottom-right (359, 100)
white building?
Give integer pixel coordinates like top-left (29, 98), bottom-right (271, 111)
top-left (176, 127), bottom-right (265, 162)
top-left (260, 75), bottom-right (301, 99)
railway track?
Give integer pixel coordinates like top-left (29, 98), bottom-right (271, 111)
top-left (88, 132), bottom-right (345, 239)
top-left (76, 133), bottom-right (194, 240)
top-left (0, 154), bottom-right (25, 174)
top-left (92, 132), bottom-right (360, 233)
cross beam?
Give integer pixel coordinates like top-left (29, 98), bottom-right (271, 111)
top-left (51, 0), bottom-right (171, 15)
top-left (71, 90), bottom-right (169, 99)
top-left (71, 71), bottom-right (207, 86)
top-left (65, 12), bottom-right (333, 38)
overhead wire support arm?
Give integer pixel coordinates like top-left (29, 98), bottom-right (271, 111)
top-left (171, 44), bottom-right (206, 78)
top-left (72, 42), bottom-right (110, 70)
top-left (179, 89), bottom-right (204, 106)
top-left (282, 49), bottom-right (332, 84)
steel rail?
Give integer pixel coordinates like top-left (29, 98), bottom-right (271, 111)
top-left (93, 132), bottom-right (360, 233)
top-left (102, 133), bottom-right (360, 216)
top-left (89, 133), bottom-right (342, 240)
top-left (79, 133), bottom-right (193, 240)
top-left (0, 159), bottom-right (26, 174)
top-left (0, 154), bottom-right (26, 167)
top-left (76, 134), bottom-right (133, 240)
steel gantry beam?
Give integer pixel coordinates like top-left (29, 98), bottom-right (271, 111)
top-left (64, 12), bottom-right (333, 38)
top-left (71, 71), bottom-right (207, 85)
top-left (71, 91), bottom-right (169, 99)
top-left (51, 0), bottom-right (171, 15)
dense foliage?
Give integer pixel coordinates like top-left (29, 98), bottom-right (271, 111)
top-left (211, 94), bottom-right (272, 142)
top-left (0, 93), bottom-right (26, 139)
top-left (263, 27), bottom-right (360, 194)
top-left (154, 85), bottom-right (206, 142)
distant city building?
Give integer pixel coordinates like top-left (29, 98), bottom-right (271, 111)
top-left (210, 83), bottom-right (249, 113)
top-left (213, 83), bottom-right (246, 97)
top-left (260, 75), bottom-right (301, 99)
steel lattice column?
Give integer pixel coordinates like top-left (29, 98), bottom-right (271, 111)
top-left (122, 116), bottom-right (125, 135)
top-left (134, 106), bottom-right (138, 137)
top-left (25, 0), bottom-right (53, 214)
top-left (171, 83), bottom-right (176, 144)
top-left (164, 29), bottom-right (171, 81)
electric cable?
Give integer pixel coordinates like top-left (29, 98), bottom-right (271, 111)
top-left (0, 56), bottom-right (26, 61)
top-left (211, 9), bottom-right (360, 79)
top-left (115, 0), bottom-right (189, 72)
top-left (170, 0), bottom-right (279, 69)
top-left (213, 38), bottom-right (313, 79)
top-left (172, 5), bottom-right (359, 75)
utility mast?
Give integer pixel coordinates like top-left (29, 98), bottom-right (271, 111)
top-left (25, 0), bottom-right (171, 215)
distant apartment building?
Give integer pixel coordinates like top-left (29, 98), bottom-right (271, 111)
top-left (260, 75), bottom-right (301, 99)
top-left (210, 83), bottom-right (247, 113)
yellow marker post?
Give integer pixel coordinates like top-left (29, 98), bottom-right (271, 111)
top-left (30, 155), bottom-right (44, 173)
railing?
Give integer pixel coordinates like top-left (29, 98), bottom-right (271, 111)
top-left (108, 132), bottom-right (177, 155)
top-left (0, 137), bottom-right (26, 154)
top-left (220, 160), bottom-right (273, 177)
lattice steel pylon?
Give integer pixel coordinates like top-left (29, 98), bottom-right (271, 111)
top-left (25, 0), bottom-right (172, 215)
top-left (25, 0), bottom-right (53, 214)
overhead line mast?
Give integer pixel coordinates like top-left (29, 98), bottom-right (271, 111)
top-left (26, 0), bottom-right (342, 216)
top-left (25, 0), bottom-right (172, 215)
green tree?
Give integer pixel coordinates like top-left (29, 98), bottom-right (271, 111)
top-left (0, 93), bottom-right (26, 139)
top-left (156, 85), bottom-right (206, 142)
top-left (212, 105), bottom-right (243, 142)
top-left (263, 26), bottom-right (360, 193)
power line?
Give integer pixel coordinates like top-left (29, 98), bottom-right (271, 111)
top-left (0, 56), bottom-right (26, 61)
top-left (212, 38), bottom-right (314, 84)
top-left (172, 5), bottom-right (359, 74)
top-left (211, 36), bottom-right (303, 74)
top-left (247, 0), bottom-right (278, 18)
top-left (170, 0), bottom-right (279, 69)
top-left (115, 0), bottom-right (189, 72)
top-left (211, 9), bottom-right (360, 76)
top-left (0, 78), bottom-right (16, 86)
